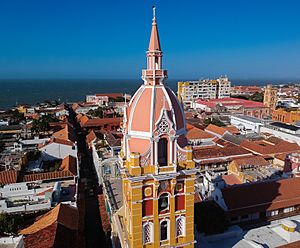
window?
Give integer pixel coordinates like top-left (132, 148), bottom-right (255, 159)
top-left (143, 222), bottom-right (153, 244)
top-left (160, 220), bottom-right (169, 241)
top-left (158, 193), bottom-right (169, 213)
top-left (176, 216), bottom-right (186, 237)
top-left (266, 210), bottom-right (279, 217)
top-left (283, 207), bottom-right (295, 213)
top-left (158, 138), bottom-right (168, 166)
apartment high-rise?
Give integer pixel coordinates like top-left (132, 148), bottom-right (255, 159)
top-left (178, 76), bottom-right (231, 107)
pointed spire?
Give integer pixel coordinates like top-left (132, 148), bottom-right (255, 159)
top-left (148, 5), bottom-right (161, 52)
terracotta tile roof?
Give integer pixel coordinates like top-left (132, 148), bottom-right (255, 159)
top-left (23, 170), bottom-right (75, 182)
top-left (0, 170), bottom-right (18, 184)
top-left (233, 155), bottom-right (270, 168)
top-left (79, 115), bottom-right (89, 127)
top-left (275, 153), bottom-right (288, 161)
top-left (223, 126), bottom-right (240, 135)
top-left (98, 194), bottom-right (112, 233)
top-left (21, 204), bottom-right (79, 248)
top-left (240, 139), bottom-right (300, 156)
top-left (82, 117), bottom-right (122, 128)
top-left (222, 174), bottom-right (242, 186)
top-left (20, 203), bottom-right (78, 235)
top-left (59, 156), bottom-right (77, 176)
top-left (186, 127), bottom-right (215, 140)
top-left (86, 130), bottom-right (97, 145)
top-left (193, 145), bottom-right (252, 162)
top-left (195, 97), bottom-right (267, 109)
top-left (222, 177), bottom-right (300, 216)
top-left (205, 124), bottom-right (227, 136)
top-left (52, 124), bottom-right (75, 143)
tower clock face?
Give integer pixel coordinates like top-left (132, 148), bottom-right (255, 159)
top-left (160, 180), bottom-right (169, 191)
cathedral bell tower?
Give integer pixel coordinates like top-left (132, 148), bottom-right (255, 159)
top-left (120, 7), bottom-right (196, 248)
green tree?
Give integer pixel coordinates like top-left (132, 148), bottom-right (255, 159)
top-left (0, 213), bottom-right (24, 234)
top-left (248, 92), bottom-right (264, 102)
top-left (203, 118), bottom-right (226, 127)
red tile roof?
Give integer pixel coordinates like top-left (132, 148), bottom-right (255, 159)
top-left (82, 117), bottom-right (122, 128)
top-left (222, 174), bottom-right (242, 186)
top-left (98, 194), bottom-right (112, 233)
top-left (186, 127), bottom-right (214, 140)
top-left (240, 139), bottom-right (300, 156)
top-left (233, 155), bottom-right (270, 168)
top-left (196, 97), bottom-right (267, 109)
top-left (23, 156), bottom-right (77, 182)
top-left (193, 145), bottom-right (252, 162)
top-left (0, 170), bottom-right (18, 184)
top-left (222, 177), bottom-right (300, 216)
top-left (205, 124), bottom-right (227, 136)
top-left (21, 204), bottom-right (79, 248)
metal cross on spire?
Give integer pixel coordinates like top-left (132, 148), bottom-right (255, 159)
top-left (152, 5), bottom-right (156, 22)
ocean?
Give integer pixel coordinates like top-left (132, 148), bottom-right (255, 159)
top-left (0, 78), bottom-right (298, 109)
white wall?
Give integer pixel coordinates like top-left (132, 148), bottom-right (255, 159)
top-left (40, 142), bottom-right (77, 160)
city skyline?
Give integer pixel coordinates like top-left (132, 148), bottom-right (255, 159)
top-left (1, 0), bottom-right (300, 79)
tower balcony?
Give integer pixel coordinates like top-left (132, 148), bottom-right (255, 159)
top-left (141, 69), bottom-right (168, 81)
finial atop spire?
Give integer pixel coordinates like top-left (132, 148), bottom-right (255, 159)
top-left (152, 5), bottom-right (156, 22)
top-left (148, 5), bottom-right (161, 51)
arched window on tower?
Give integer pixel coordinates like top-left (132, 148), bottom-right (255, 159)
top-left (143, 222), bottom-right (153, 244)
top-left (158, 138), bottom-right (168, 166)
top-left (160, 220), bottom-right (169, 241)
top-left (155, 57), bottom-right (159, 69)
top-left (176, 216), bottom-right (186, 237)
top-left (158, 193), bottom-right (169, 213)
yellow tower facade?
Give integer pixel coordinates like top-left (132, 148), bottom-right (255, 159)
top-left (120, 7), bottom-right (196, 248)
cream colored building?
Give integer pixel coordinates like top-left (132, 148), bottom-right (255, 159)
top-left (178, 76), bottom-right (231, 107)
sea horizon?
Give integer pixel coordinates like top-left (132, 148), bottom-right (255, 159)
top-left (0, 78), bottom-right (299, 109)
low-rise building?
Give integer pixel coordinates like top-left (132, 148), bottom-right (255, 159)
top-left (230, 115), bottom-right (264, 134)
top-left (272, 109), bottom-right (300, 124)
top-left (193, 97), bottom-right (270, 119)
top-left (220, 177), bottom-right (300, 225)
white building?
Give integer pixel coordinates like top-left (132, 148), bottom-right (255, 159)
top-left (230, 115), bottom-right (264, 134)
top-left (39, 139), bottom-right (77, 161)
top-left (0, 182), bottom-right (52, 213)
top-left (178, 76), bottom-right (231, 107)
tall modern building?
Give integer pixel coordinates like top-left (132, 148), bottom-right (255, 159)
top-left (120, 7), bottom-right (196, 248)
top-left (178, 76), bottom-right (231, 108)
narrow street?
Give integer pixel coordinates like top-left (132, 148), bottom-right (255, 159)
top-left (69, 109), bottom-right (108, 248)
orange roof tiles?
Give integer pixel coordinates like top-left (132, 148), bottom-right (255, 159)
top-left (21, 204), bottom-right (79, 248)
top-left (82, 117), bottom-right (122, 128)
top-left (20, 203), bottom-right (78, 235)
top-left (186, 127), bottom-right (214, 140)
top-left (59, 156), bottom-right (77, 176)
top-left (86, 130), bottom-right (97, 145)
top-left (0, 170), bottom-right (18, 184)
top-left (222, 177), bottom-right (300, 216)
top-left (205, 124), bottom-right (227, 136)
top-left (233, 155), bottom-right (270, 168)
top-left (193, 145), bottom-right (252, 161)
top-left (240, 139), bottom-right (300, 156)
top-left (222, 174), bottom-right (242, 186)
top-left (98, 194), bottom-right (112, 233)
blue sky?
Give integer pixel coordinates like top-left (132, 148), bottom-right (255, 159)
top-left (0, 0), bottom-right (300, 80)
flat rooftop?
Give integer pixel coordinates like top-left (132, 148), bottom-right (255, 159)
top-left (197, 214), bottom-right (300, 248)
top-left (232, 115), bottom-right (263, 124)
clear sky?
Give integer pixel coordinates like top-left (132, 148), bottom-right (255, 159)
top-left (0, 0), bottom-right (300, 80)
